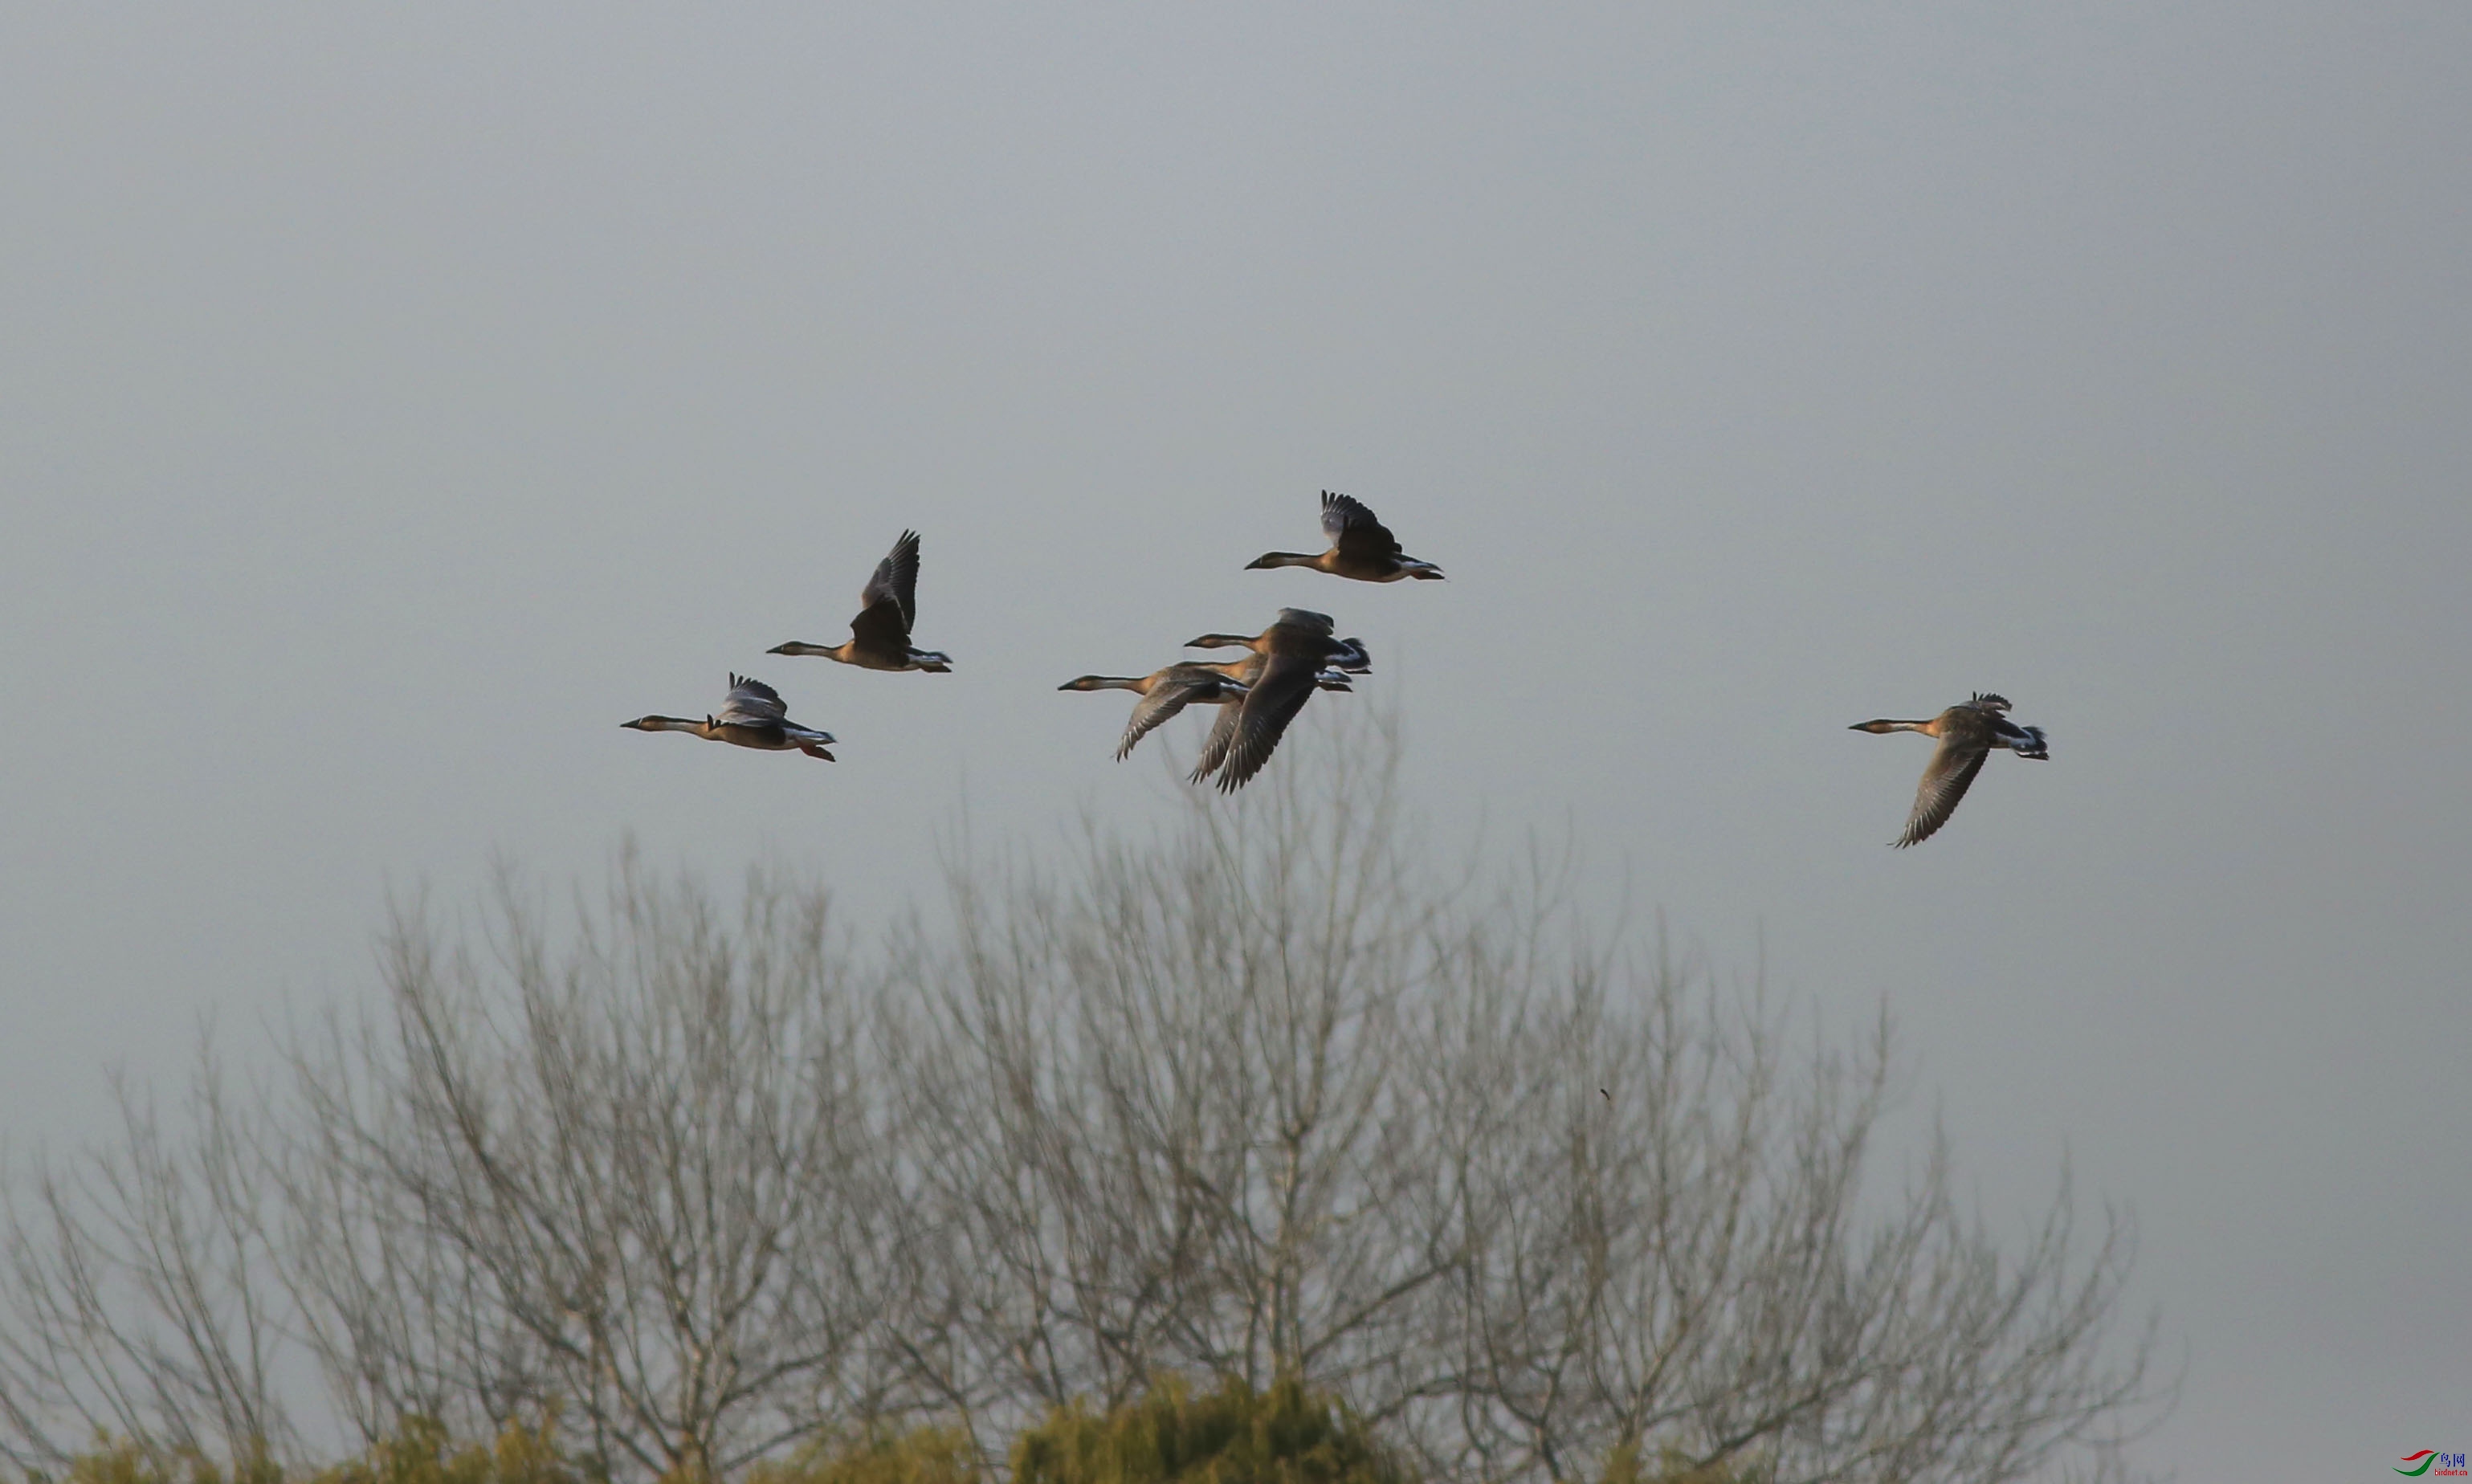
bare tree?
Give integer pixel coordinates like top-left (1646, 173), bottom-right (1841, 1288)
top-left (879, 712), bottom-right (2166, 1481)
top-left (878, 719), bottom-right (1467, 1417)
top-left (1409, 948), bottom-right (2157, 1484)
top-left (2, 855), bottom-right (904, 1481)
top-left (0, 713), bottom-right (2166, 1483)
top-left (0, 1054), bottom-right (294, 1471)
top-left (271, 855), bottom-right (904, 1481)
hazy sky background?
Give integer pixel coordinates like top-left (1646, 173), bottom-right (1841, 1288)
top-left (3, 6), bottom-right (2467, 1478)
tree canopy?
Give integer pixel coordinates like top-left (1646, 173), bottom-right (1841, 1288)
top-left (0, 721), bottom-right (2164, 1484)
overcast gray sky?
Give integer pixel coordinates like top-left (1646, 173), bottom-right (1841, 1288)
top-left (3, 6), bottom-right (2467, 1478)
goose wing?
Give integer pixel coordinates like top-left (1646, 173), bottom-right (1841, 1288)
top-left (1895, 736), bottom-right (1990, 847)
top-left (1119, 666), bottom-right (1235, 760)
top-left (1186, 655), bottom-right (1264, 781)
top-left (1189, 700), bottom-right (1244, 783)
top-left (1213, 654), bottom-right (1322, 791)
top-left (1320, 492), bottom-right (1404, 562)
top-left (849, 531), bottom-right (920, 649)
top-left (713, 675), bottom-right (794, 739)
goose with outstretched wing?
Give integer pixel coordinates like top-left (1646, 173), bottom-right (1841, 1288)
top-left (1185, 613), bottom-right (1371, 674)
top-left (769, 530), bottom-right (954, 672)
top-left (1246, 491), bottom-right (1444, 582)
top-left (623, 675), bottom-right (837, 760)
top-left (1195, 610), bottom-right (1369, 791)
top-left (1060, 662), bottom-right (1254, 760)
top-left (1188, 653), bottom-right (1354, 784)
top-left (1850, 692), bottom-right (2048, 846)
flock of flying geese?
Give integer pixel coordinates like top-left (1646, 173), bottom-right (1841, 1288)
top-left (622, 491), bottom-right (2049, 845)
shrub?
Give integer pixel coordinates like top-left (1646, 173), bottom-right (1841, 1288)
top-left (26, 1438), bottom-right (280, 1484)
top-left (1597, 1442), bottom-right (1760, 1484)
top-left (300, 1416), bottom-right (585, 1484)
top-left (743, 1428), bottom-right (980, 1484)
top-left (1010, 1376), bottom-right (1404, 1484)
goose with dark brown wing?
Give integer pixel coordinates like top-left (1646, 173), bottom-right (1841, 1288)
top-left (1245, 491), bottom-right (1444, 582)
top-left (1060, 662), bottom-right (1255, 760)
top-left (1185, 618), bottom-right (1370, 674)
top-left (1195, 609), bottom-right (1370, 791)
top-left (769, 530), bottom-right (954, 671)
top-left (1850, 692), bottom-right (2048, 846)
top-left (1188, 652), bottom-right (1355, 784)
top-left (1063, 656), bottom-right (1354, 763)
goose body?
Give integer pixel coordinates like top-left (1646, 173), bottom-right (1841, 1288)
top-left (1246, 491), bottom-right (1444, 582)
top-left (1185, 610), bottom-right (1372, 674)
top-left (1063, 654), bottom-right (1356, 761)
top-left (1060, 662), bottom-right (1254, 760)
top-left (1850, 692), bottom-right (2048, 846)
top-left (769, 530), bottom-right (954, 672)
top-left (1192, 609), bottom-right (1369, 790)
top-left (623, 675), bottom-right (837, 760)
top-left (1187, 652), bottom-right (1353, 784)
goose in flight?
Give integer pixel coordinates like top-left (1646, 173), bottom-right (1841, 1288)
top-left (1195, 609), bottom-right (1368, 791)
top-left (1060, 662), bottom-right (1255, 760)
top-left (622, 675), bottom-right (837, 760)
top-left (1185, 614), bottom-right (1371, 674)
top-left (1850, 692), bottom-right (2048, 846)
top-left (769, 530), bottom-right (954, 672)
top-left (1063, 658), bottom-right (1352, 761)
top-left (1186, 651), bottom-right (1354, 783)
top-left (1245, 491), bottom-right (1444, 582)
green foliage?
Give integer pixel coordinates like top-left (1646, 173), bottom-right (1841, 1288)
top-left (1596, 1441), bottom-right (1760, 1484)
top-left (1010, 1376), bottom-right (1405, 1484)
top-left (742, 1427), bottom-right (980, 1484)
top-left (31, 1392), bottom-right (1392, 1484)
top-left (27, 1413), bottom-right (590, 1484)
top-left (300, 1414), bottom-right (585, 1484)
top-left (27, 1437), bottom-right (280, 1484)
